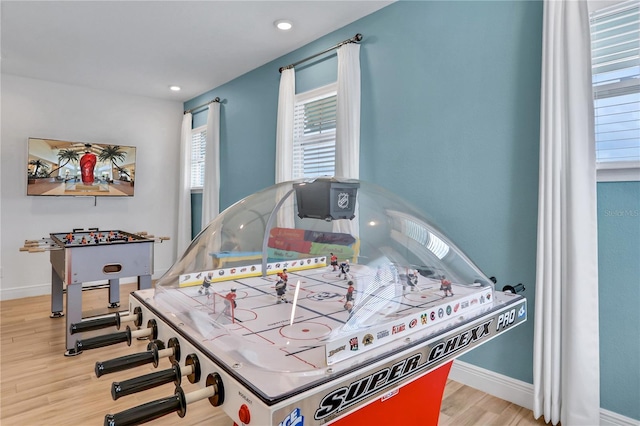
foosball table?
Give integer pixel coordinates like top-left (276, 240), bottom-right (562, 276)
top-left (62, 178), bottom-right (527, 425)
top-left (20, 228), bottom-right (169, 356)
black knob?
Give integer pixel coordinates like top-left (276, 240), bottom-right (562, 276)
top-left (111, 362), bottom-right (182, 400)
top-left (104, 387), bottom-right (187, 426)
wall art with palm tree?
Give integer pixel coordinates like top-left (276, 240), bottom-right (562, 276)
top-left (26, 138), bottom-right (137, 197)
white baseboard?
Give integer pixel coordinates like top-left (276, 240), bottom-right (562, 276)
top-left (0, 269), bottom-right (168, 301)
top-left (449, 359), bottom-right (534, 411)
top-left (449, 360), bottom-right (639, 426)
top-left (600, 409), bottom-right (640, 426)
top-left (1, 282), bottom-right (52, 300)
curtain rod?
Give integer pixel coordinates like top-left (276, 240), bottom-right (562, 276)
top-left (279, 33), bottom-right (362, 73)
top-left (184, 97), bottom-right (220, 115)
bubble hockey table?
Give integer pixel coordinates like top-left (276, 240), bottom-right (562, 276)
top-left (97, 285), bottom-right (526, 426)
top-left (86, 178), bottom-right (527, 426)
top-left (48, 229), bottom-right (154, 356)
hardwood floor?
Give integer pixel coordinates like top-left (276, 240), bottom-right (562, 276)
top-left (0, 284), bottom-right (549, 425)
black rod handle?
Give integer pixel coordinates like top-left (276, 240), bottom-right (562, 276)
top-left (111, 363), bottom-right (182, 400)
top-left (70, 313), bottom-right (119, 335)
top-left (95, 351), bottom-right (155, 378)
top-left (104, 388), bottom-right (187, 426)
top-left (76, 330), bottom-right (129, 352)
top-left (76, 321), bottom-right (156, 353)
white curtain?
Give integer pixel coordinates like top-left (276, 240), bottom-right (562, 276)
top-left (335, 42), bottom-right (361, 180)
top-left (177, 112), bottom-right (193, 256)
top-left (202, 102), bottom-right (220, 228)
top-left (276, 68), bottom-right (295, 184)
top-left (334, 42), bottom-right (361, 237)
top-left (275, 68), bottom-right (296, 229)
top-left (533, 1), bottom-right (600, 425)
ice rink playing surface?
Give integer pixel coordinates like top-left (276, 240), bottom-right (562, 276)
top-left (156, 263), bottom-right (492, 371)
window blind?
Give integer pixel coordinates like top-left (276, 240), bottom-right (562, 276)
top-left (590, 0), bottom-right (640, 165)
top-left (191, 127), bottom-right (206, 188)
top-left (293, 93), bottom-right (337, 179)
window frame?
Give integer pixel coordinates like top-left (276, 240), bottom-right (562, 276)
top-left (292, 82), bottom-right (338, 180)
top-left (589, 0), bottom-right (640, 182)
top-left (190, 124), bottom-right (206, 191)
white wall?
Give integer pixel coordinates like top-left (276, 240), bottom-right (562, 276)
top-left (0, 75), bottom-right (183, 300)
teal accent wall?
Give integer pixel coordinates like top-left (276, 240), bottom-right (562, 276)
top-left (186, 1), bottom-right (639, 420)
top-left (597, 181), bottom-right (640, 420)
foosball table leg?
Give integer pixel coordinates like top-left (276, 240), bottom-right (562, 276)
top-left (64, 283), bottom-right (83, 357)
top-left (108, 278), bottom-right (120, 309)
top-left (50, 267), bottom-right (64, 318)
top-left (138, 274), bottom-right (152, 290)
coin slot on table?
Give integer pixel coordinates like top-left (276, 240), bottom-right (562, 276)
top-left (103, 264), bottom-right (123, 274)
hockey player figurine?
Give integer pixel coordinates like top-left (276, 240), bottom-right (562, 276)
top-left (223, 288), bottom-right (237, 315)
top-left (344, 300), bottom-right (354, 314)
top-left (346, 280), bottom-right (355, 303)
top-left (277, 268), bottom-right (288, 284)
top-left (337, 259), bottom-right (350, 280)
top-left (440, 275), bottom-right (454, 297)
top-left (330, 253), bottom-right (338, 271)
top-left (275, 280), bottom-right (287, 304)
top-left (198, 272), bottom-right (213, 296)
top-left (406, 269), bottom-right (419, 292)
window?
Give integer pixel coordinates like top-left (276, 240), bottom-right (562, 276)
top-left (191, 125), bottom-right (206, 189)
top-left (590, 1), bottom-right (640, 180)
top-left (293, 83), bottom-right (337, 179)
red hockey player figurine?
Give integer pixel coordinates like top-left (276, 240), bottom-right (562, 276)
top-left (440, 275), bottom-right (454, 297)
top-left (330, 253), bottom-right (338, 271)
top-left (79, 144), bottom-right (97, 185)
top-left (277, 268), bottom-right (288, 284)
top-left (224, 288), bottom-right (237, 315)
top-left (346, 280), bottom-right (355, 302)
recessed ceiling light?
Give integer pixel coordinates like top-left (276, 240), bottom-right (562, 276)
top-left (169, 86), bottom-right (181, 91)
top-left (275, 20), bottom-right (293, 31)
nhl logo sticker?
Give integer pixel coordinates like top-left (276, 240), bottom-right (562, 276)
top-left (337, 192), bottom-right (349, 209)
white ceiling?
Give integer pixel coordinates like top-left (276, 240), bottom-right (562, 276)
top-left (1, 1), bottom-right (393, 102)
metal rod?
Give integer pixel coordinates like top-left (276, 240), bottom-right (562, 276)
top-left (279, 33), bottom-right (363, 73)
top-left (184, 97), bottom-right (221, 115)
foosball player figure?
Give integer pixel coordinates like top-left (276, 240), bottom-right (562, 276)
top-left (198, 272), bottom-right (213, 296)
top-left (275, 280), bottom-right (287, 304)
top-left (277, 268), bottom-right (288, 284)
top-left (80, 236), bottom-right (88, 245)
top-left (337, 259), bottom-right (350, 280)
top-left (223, 288), bottom-right (237, 315)
top-left (330, 253), bottom-right (338, 271)
top-left (440, 275), bottom-right (454, 297)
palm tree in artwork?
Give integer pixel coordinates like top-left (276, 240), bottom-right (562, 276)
top-left (28, 159), bottom-right (50, 177)
top-left (47, 149), bottom-right (79, 177)
top-left (98, 145), bottom-right (131, 180)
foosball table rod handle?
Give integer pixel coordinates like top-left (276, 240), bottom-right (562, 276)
top-left (75, 320), bottom-right (157, 353)
top-left (96, 338), bottom-right (180, 378)
top-left (111, 355), bottom-right (199, 400)
top-left (104, 376), bottom-right (220, 426)
top-left (71, 308), bottom-right (142, 335)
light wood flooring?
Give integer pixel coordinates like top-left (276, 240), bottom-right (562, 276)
top-left (1, 284), bottom-right (550, 425)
